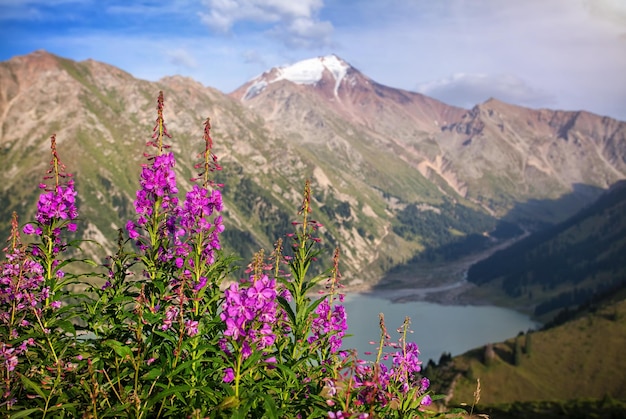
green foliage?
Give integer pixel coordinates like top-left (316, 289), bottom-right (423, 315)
top-left (524, 331), bottom-right (532, 356)
top-left (392, 197), bottom-right (498, 262)
top-left (0, 93), bottom-right (443, 418)
top-left (514, 335), bottom-right (523, 366)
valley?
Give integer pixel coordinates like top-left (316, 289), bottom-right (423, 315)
top-left (1, 50), bottom-right (625, 321)
top-left (346, 234), bottom-right (527, 308)
top-left (1, 49), bottom-right (626, 418)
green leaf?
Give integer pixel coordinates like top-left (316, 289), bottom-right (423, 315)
top-left (153, 330), bottom-right (178, 344)
top-left (241, 351), bottom-right (264, 371)
top-left (269, 362), bottom-right (298, 381)
top-left (19, 374), bottom-right (47, 399)
top-left (261, 393), bottom-right (279, 419)
top-left (145, 384), bottom-right (192, 404)
top-left (219, 395), bottom-right (240, 410)
top-left (143, 368), bottom-right (162, 380)
top-left (103, 339), bottom-right (133, 358)
top-left (277, 296), bottom-right (296, 324)
top-left (231, 398), bottom-right (252, 418)
top-left (167, 358), bottom-right (201, 377)
top-left (10, 408), bottom-right (42, 418)
top-left (56, 319), bottom-right (76, 335)
top-left (109, 295), bottom-right (135, 305)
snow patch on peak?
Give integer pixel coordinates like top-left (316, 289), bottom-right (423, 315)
top-left (243, 80), bottom-right (268, 100)
top-left (276, 55), bottom-right (349, 87)
top-left (243, 55), bottom-right (350, 100)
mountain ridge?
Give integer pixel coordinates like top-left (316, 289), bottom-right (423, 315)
top-left (230, 54), bottom-right (626, 222)
top-left (1, 50), bottom-right (625, 290)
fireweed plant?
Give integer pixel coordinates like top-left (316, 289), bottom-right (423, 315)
top-left (0, 92), bottom-right (450, 418)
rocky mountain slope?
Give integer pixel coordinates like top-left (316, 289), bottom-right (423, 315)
top-left (1, 51), bottom-right (625, 286)
top-left (232, 55), bottom-right (626, 223)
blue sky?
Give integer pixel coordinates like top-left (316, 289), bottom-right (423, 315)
top-left (1, 0), bottom-right (625, 120)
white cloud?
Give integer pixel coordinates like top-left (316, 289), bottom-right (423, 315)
top-left (417, 73), bottom-right (556, 109)
top-left (268, 16), bottom-right (333, 48)
top-left (2, 0), bottom-right (625, 119)
top-left (584, 0), bottom-right (626, 27)
top-left (0, 0), bottom-right (88, 21)
top-left (334, 0), bottom-right (626, 119)
top-left (167, 48), bottom-right (198, 69)
top-left (198, 0), bottom-right (332, 48)
top-left (242, 49), bottom-right (266, 66)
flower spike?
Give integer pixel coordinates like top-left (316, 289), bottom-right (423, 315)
top-left (148, 90), bottom-right (172, 154)
top-left (192, 117), bottom-right (222, 188)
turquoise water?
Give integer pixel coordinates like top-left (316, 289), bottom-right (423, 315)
top-left (342, 292), bottom-right (540, 364)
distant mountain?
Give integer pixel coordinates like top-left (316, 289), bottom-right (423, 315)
top-left (1, 51), bottom-right (625, 288)
top-left (232, 55), bottom-right (463, 133)
top-left (466, 180), bottom-right (626, 316)
top-left (231, 55), bottom-right (626, 224)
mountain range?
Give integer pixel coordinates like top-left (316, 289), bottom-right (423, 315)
top-left (1, 51), bottom-right (625, 296)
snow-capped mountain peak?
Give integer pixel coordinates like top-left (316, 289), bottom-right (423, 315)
top-left (243, 55), bottom-right (351, 100)
top-left (275, 55), bottom-right (349, 85)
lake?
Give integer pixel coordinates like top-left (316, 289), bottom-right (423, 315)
top-left (342, 292), bottom-right (540, 364)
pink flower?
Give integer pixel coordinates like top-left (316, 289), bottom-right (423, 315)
top-left (223, 367), bottom-right (235, 383)
top-left (184, 319), bottom-right (199, 337)
top-left (23, 224), bottom-right (36, 235)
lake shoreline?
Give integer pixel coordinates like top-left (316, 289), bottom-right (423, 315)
top-left (342, 292), bottom-right (541, 365)
top-left (345, 279), bottom-right (494, 307)
top-left (342, 233), bottom-right (532, 309)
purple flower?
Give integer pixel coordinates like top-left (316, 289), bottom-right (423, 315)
top-left (161, 306), bottom-right (179, 331)
top-left (193, 276), bottom-right (207, 292)
top-left (184, 319), bottom-right (199, 337)
top-left (129, 151), bottom-right (179, 243)
top-left (308, 298), bottom-right (348, 353)
top-left (35, 182), bottom-right (78, 225)
top-left (421, 394), bottom-right (432, 406)
top-left (23, 224), bottom-right (36, 235)
top-left (0, 344), bottom-right (18, 372)
top-left (178, 184), bottom-right (224, 266)
top-left (1, 244), bottom-right (46, 340)
top-left (125, 220), bottom-right (139, 239)
top-left (220, 275), bottom-right (278, 359)
top-left (392, 342), bottom-right (422, 375)
top-left (223, 367), bottom-right (235, 383)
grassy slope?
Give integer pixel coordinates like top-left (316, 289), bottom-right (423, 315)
top-left (426, 292), bottom-right (626, 414)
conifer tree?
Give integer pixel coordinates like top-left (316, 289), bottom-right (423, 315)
top-left (514, 335), bottom-right (523, 366)
top-left (525, 330), bottom-right (533, 356)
